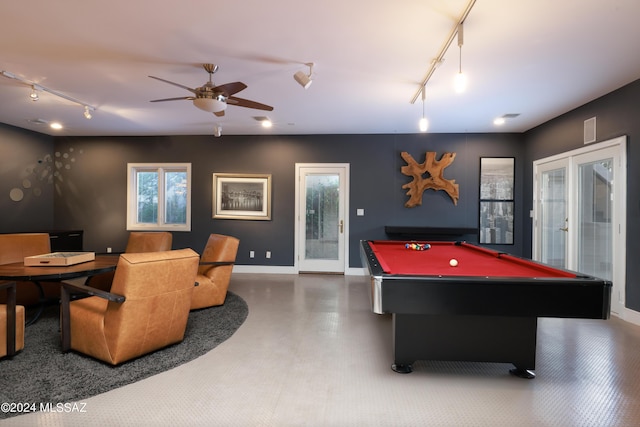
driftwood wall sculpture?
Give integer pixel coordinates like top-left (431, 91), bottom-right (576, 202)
top-left (400, 151), bottom-right (459, 207)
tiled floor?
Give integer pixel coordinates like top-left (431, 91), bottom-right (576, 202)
top-left (4, 273), bottom-right (640, 426)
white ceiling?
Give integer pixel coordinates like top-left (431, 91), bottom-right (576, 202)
top-left (1, 0), bottom-right (640, 137)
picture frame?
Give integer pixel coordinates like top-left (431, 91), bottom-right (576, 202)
top-left (212, 173), bottom-right (272, 220)
top-left (479, 201), bottom-right (514, 244)
top-left (479, 157), bottom-right (514, 244)
top-left (480, 157), bottom-right (514, 200)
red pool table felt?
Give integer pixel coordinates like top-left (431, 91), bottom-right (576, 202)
top-left (369, 240), bottom-right (576, 278)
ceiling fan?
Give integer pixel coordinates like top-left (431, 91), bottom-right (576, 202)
top-left (149, 63), bottom-right (273, 117)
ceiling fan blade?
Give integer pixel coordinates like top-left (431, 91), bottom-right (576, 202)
top-left (228, 96), bottom-right (274, 111)
top-left (150, 96), bottom-right (195, 102)
top-left (214, 82), bottom-right (247, 96)
top-left (148, 76), bottom-right (197, 94)
top-left (213, 110), bottom-right (225, 117)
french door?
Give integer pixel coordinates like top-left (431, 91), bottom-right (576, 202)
top-left (295, 164), bottom-right (349, 273)
top-left (533, 137), bottom-right (626, 315)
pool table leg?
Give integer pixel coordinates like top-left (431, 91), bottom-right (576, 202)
top-left (509, 367), bottom-right (536, 379)
top-left (391, 313), bottom-right (538, 376)
top-left (391, 363), bottom-right (413, 374)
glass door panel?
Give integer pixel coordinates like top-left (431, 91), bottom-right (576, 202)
top-left (577, 158), bottom-right (613, 281)
top-left (297, 165), bottom-right (348, 273)
top-left (305, 174), bottom-right (339, 260)
top-left (537, 160), bottom-right (568, 269)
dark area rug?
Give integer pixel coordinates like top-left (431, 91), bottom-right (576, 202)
top-left (0, 291), bottom-right (248, 419)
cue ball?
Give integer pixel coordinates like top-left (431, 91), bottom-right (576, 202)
top-left (449, 259), bottom-right (458, 267)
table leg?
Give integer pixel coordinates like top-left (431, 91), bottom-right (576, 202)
top-left (392, 313), bottom-right (538, 376)
top-left (25, 281), bottom-right (46, 326)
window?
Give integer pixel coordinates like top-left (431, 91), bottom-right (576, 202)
top-left (127, 163), bottom-right (191, 231)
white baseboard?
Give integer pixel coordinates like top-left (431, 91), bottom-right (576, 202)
top-left (232, 265), bottom-right (297, 274)
top-left (617, 307), bottom-right (640, 326)
top-left (232, 265), bottom-right (367, 276)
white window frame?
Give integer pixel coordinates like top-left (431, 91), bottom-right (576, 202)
top-left (127, 163), bottom-right (192, 231)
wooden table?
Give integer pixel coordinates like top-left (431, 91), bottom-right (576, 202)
top-left (0, 255), bottom-right (119, 324)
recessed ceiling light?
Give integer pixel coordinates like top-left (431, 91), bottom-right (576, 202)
top-left (49, 122), bottom-right (63, 130)
top-left (253, 116), bottom-right (272, 128)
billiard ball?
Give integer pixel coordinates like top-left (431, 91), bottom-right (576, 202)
top-left (449, 259), bottom-right (458, 267)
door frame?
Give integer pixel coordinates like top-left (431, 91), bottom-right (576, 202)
top-left (532, 136), bottom-right (627, 317)
top-left (294, 163), bottom-right (350, 273)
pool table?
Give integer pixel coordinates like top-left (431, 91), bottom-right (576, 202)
top-left (360, 240), bottom-right (612, 378)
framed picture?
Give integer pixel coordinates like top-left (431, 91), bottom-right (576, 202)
top-left (479, 201), bottom-right (514, 244)
top-left (212, 173), bottom-right (272, 220)
top-left (480, 157), bottom-right (514, 199)
top-left (479, 158), bottom-right (514, 244)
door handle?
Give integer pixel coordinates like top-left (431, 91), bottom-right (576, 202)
top-left (339, 220), bottom-right (344, 234)
top-left (559, 217), bottom-right (568, 232)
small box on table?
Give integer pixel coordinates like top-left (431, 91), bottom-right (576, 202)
top-left (24, 252), bottom-right (96, 266)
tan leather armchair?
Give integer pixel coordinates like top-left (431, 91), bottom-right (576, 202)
top-left (60, 248), bottom-right (199, 365)
top-left (124, 231), bottom-right (173, 253)
top-left (0, 233), bottom-right (52, 306)
top-left (1, 281), bottom-right (24, 358)
top-left (90, 231), bottom-right (173, 292)
top-left (190, 234), bottom-right (239, 310)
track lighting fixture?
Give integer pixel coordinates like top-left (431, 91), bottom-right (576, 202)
top-left (294, 63), bottom-right (314, 89)
top-left (213, 124), bottom-right (222, 137)
top-left (454, 23), bottom-right (467, 94)
top-left (1, 69), bottom-right (97, 117)
top-left (29, 85), bottom-right (39, 101)
top-left (419, 87), bottom-right (428, 132)
top-left (410, 0), bottom-right (476, 104)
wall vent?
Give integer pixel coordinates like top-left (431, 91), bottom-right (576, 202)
top-left (584, 117), bottom-right (596, 144)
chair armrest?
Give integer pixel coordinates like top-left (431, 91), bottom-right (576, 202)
top-left (198, 261), bottom-right (235, 278)
top-left (1, 281), bottom-right (17, 357)
top-left (61, 280), bottom-right (125, 303)
top-left (59, 280), bottom-right (125, 352)
top-left (199, 261), bottom-right (236, 266)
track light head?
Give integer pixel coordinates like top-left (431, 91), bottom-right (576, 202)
top-left (30, 86), bottom-right (39, 101)
top-left (294, 71), bottom-right (312, 89)
top-left (294, 63), bottom-right (314, 89)
top-left (418, 87), bottom-right (428, 132)
top-left (419, 117), bottom-right (429, 132)
top-left (83, 106), bottom-right (92, 119)
top-left (213, 125), bottom-right (222, 137)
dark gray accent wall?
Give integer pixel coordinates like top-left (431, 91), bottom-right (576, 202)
top-left (49, 133), bottom-right (524, 267)
top-left (2, 80), bottom-right (639, 312)
top-left (0, 123), bottom-right (54, 232)
top-left (523, 79), bottom-right (640, 311)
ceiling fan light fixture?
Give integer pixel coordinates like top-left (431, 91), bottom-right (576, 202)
top-left (193, 96), bottom-right (227, 113)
